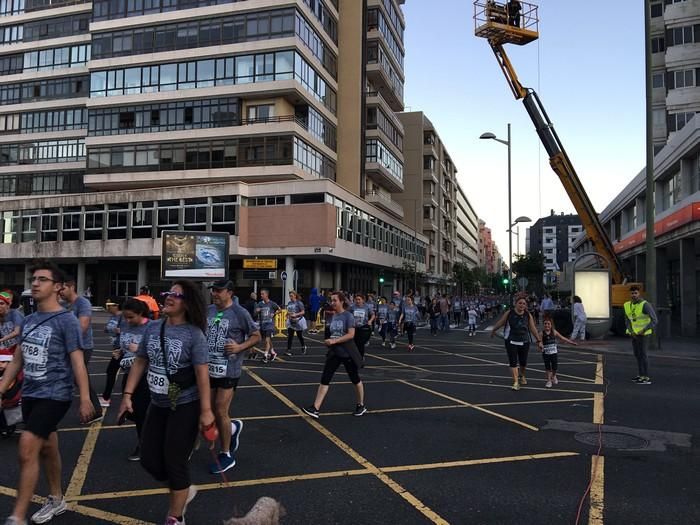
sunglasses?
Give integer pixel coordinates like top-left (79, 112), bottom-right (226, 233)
top-left (160, 291), bottom-right (185, 299)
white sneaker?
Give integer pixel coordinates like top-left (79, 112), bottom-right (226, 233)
top-left (31, 495), bottom-right (66, 524)
top-left (552, 376), bottom-right (559, 385)
top-left (3, 517), bottom-right (27, 525)
top-left (99, 396), bottom-right (111, 407)
top-left (545, 381), bottom-right (552, 388)
top-left (390, 343), bottom-right (396, 349)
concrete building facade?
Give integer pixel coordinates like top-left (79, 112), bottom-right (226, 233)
top-left (526, 211), bottom-right (583, 271)
top-left (0, 0), bottom-right (427, 303)
top-left (650, 0), bottom-right (700, 153)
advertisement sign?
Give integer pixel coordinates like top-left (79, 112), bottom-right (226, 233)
top-left (243, 259), bottom-right (277, 269)
top-left (161, 231), bottom-right (229, 280)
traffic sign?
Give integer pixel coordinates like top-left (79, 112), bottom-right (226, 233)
top-left (243, 259), bottom-right (277, 269)
top-left (281, 271), bottom-right (287, 281)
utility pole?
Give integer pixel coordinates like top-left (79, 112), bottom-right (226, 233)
top-left (644, 0), bottom-right (656, 304)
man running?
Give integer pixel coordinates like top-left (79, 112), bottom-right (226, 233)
top-left (0, 261), bottom-right (94, 525)
top-left (255, 289), bottom-right (280, 363)
top-left (60, 277), bottom-right (103, 422)
top-left (206, 280), bottom-right (261, 473)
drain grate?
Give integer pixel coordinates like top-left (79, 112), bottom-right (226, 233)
top-left (574, 431), bottom-right (649, 450)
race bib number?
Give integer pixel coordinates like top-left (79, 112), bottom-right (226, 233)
top-left (22, 341), bottom-right (47, 366)
top-left (543, 344), bottom-right (558, 355)
top-left (147, 369), bottom-right (169, 394)
top-left (120, 354), bottom-right (135, 369)
top-left (209, 357), bottom-right (228, 378)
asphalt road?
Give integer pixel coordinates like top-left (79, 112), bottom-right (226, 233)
top-left (0, 315), bottom-right (697, 524)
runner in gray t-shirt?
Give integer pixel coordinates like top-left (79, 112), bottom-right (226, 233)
top-left (255, 289), bottom-right (280, 362)
top-left (0, 294), bottom-right (23, 350)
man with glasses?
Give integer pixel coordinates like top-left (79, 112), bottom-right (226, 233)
top-left (59, 276), bottom-right (103, 423)
top-left (205, 280), bottom-right (261, 474)
top-left (0, 260), bottom-right (94, 525)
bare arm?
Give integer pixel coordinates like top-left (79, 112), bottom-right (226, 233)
top-left (118, 356), bottom-right (147, 418)
top-left (0, 326), bottom-right (21, 344)
top-left (327, 326), bottom-right (355, 345)
top-left (490, 310), bottom-right (510, 335)
top-left (224, 330), bottom-right (262, 354)
top-left (554, 329), bottom-right (577, 346)
top-left (70, 350), bottom-right (95, 423)
top-left (78, 315), bottom-right (90, 336)
top-left (0, 350), bottom-right (23, 394)
top-left (195, 363), bottom-right (215, 430)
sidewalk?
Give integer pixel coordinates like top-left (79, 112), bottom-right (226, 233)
top-left (562, 335), bottom-right (699, 361)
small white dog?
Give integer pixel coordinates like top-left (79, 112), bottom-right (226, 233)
top-left (223, 497), bottom-right (285, 525)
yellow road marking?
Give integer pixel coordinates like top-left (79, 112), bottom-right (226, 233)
top-left (479, 397), bottom-right (594, 408)
top-left (246, 369), bottom-right (450, 524)
top-left (398, 380), bottom-right (539, 432)
top-left (419, 377), bottom-right (601, 395)
top-left (69, 451), bottom-right (579, 503)
top-left (588, 455), bottom-right (605, 525)
top-left (593, 356), bottom-right (605, 425)
top-left (65, 420), bottom-right (103, 498)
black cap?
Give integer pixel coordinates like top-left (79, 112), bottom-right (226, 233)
top-left (208, 280), bottom-right (234, 291)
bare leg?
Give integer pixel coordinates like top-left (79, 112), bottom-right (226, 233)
top-left (213, 388), bottom-right (234, 452)
top-left (312, 384), bottom-right (329, 410)
top-left (13, 431), bottom-right (44, 520)
top-left (519, 366), bottom-right (527, 380)
top-left (168, 487), bottom-right (188, 517)
top-left (510, 367), bottom-right (519, 383)
top-left (41, 432), bottom-right (63, 497)
top-left (354, 382), bottom-right (364, 405)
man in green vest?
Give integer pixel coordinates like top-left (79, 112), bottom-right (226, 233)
top-left (623, 286), bottom-right (658, 385)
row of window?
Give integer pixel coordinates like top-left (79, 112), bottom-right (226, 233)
top-left (367, 8), bottom-right (404, 69)
top-left (367, 41), bottom-right (404, 103)
top-left (0, 139), bottom-right (85, 165)
top-left (0, 14), bottom-right (90, 45)
top-left (301, 0), bottom-right (337, 44)
top-left (0, 75), bottom-right (88, 106)
top-left (1, 195), bottom-right (238, 244)
top-left (0, 45), bottom-right (90, 77)
top-left (667, 111), bottom-right (696, 133)
top-left (89, 50), bottom-right (337, 115)
top-left (88, 97), bottom-right (239, 136)
top-left (667, 68), bottom-right (700, 90)
top-left (91, 8), bottom-right (337, 79)
top-left (367, 106), bottom-right (403, 151)
top-left (0, 107), bottom-right (87, 134)
top-left (665, 25), bottom-right (700, 47)
top-left (380, 0), bottom-right (404, 39)
top-left (85, 135), bottom-right (335, 180)
top-left (0, 171), bottom-right (84, 197)
top-left (0, 0), bottom-right (87, 16)
top-left (650, 0), bottom-right (687, 18)
top-left (366, 139), bottom-right (403, 184)
top-left (296, 105), bottom-right (336, 151)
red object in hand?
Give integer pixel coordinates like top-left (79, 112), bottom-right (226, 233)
top-left (202, 423), bottom-right (219, 442)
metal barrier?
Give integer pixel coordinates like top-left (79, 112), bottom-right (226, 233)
top-left (312, 310), bottom-right (326, 333)
top-left (274, 309), bottom-right (288, 338)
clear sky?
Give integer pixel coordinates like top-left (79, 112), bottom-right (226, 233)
top-left (402, 0), bottom-right (646, 261)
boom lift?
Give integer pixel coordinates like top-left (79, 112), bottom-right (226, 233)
top-left (474, 1), bottom-right (640, 307)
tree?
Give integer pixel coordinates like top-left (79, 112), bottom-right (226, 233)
top-left (511, 253), bottom-right (546, 292)
top-left (453, 263), bottom-right (478, 295)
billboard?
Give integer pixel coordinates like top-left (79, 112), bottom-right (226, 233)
top-left (161, 231), bottom-right (229, 280)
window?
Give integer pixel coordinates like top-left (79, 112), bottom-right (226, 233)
top-left (667, 68), bottom-right (698, 89)
top-left (666, 24), bottom-right (699, 47)
top-left (366, 139), bottom-right (403, 184)
top-left (423, 156), bottom-right (434, 170)
top-left (246, 104), bottom-right (274, 121)
top-left (667, 111), bottom-right (696, 132)
top-left (652, 73), bottom-right (664, 88)
top-left (107, 204), bottom-right (128, 239)
top-left (211, 195), bottom-right (236, 235)
top-left (650, 3), bottom-right (663, 17)
top-left (651, 37), bottom-right (665, 53)
top-left (84, 206), bottom-right (104, 240)
top-left (653, 109), bottom-right (666, 127)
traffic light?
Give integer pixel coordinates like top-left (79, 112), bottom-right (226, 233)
top-left (501, 270), bottom-right (509, 286)
top-left (379, 273), bottom-right (385, 284)
top-left (502, 277), bottom-right (509, 285)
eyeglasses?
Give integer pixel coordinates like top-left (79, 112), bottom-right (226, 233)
top-left (29, 276), bottom-right (58, 284)
top-left (160, 291), bottom-right (185, 299)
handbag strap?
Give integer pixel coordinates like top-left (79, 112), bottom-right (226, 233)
top-left (159, 321), bottom-right (173, 380)
top-left (20, 311), bottom-right (70, 344)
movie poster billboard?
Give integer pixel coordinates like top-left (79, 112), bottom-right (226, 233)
top-left (161, 231), bottom-right (229, 280)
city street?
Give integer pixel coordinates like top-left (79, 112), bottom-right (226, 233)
top-left (0, 316), bottom-right (697, 524)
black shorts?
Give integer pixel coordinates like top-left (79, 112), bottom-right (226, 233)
top-left (505, 341), bottom-right (530, 368)
top-left (21, 397), bottom-right (72, 439)
top-left (210, 377), bottom-right (239, 390)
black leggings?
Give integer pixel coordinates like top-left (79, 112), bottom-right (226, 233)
top-left (354, 326), bottom-right (372, 356)
top-left (505, 341), bottom-right (530, 368)
top-left (320, 354), bottom-right (361, 386)
top-left (287, 329), bottom-right (305, 350)
top-left (140, 400), bottom-right (200, 491)
top-left (121, 372), bottom-right (150, 437)
top-left (543, 353), bottom-right (558, 371)
top-left (102, 356), bottom-right (121, 399)
top-left (403, 322), bottom-right (416, 344)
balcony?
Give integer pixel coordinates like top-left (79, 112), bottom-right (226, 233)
top-left (423, 168), bottom-right (438, 184)
top-left (366, 190), bottom-right (404, 219)
top-left (366, 161), bottom-right (403, 193)
top-left (366, 62), bottom-right (404, 112)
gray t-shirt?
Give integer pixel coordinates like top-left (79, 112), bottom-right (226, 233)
top-left (349, 304), bottom-right (372, 327)
top-left (206, 304), bottom-right (259, 379)
top-left (286, 300), bottom-right (305, 329)
top-left (377, 304), bottom-right (388, 322)
top-left (256, 300), bottom-right (279, 331)
top-left (69, 296), bottom-right (93, 350)
top-left (119, 320), bottom-right (150, 370)
top-left (104, 314), bottom-right (123, 349)
top-left (0, 309), bottom-right (24, 349)
top-left (387, 308), bottom-right (399, 324)
top-left (402, 305), bottom-right (420, 324)
top-left (137, 320), bottom-right (208, 408)
top-left (20, 310), bottom-right (81, 402)
top-left (329, 310), bottom-right (355, 359)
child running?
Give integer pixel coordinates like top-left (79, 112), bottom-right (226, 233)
top-left (540, 315), bottom-right (578, 388)
top-left (384, 301), bottom-right (399, 349)
top-left (467, 304), bottom-right (478, 337)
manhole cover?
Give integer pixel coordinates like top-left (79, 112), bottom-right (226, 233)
top-left (574, 432), bottom-right (649, 450)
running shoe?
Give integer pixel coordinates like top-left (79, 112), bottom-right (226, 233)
top-left (390, 343), bottom-right (396, 349)
top-left (408, 344), bottom-right (415, 351)
top-left (545, 381), bottom-right (552, 388)
top-left (128, 445), bottom-right (140, 462)
top-left (164, 516), bottom-right (184, 525)
top-left (284, 351), bottom-right (293, 357)
top-left (230, 419), bottom-right (243, 453)
top-left (552, 376), bottom-right (559, 385)
top-left (302, 345), bottom-right (308, 355)
top-left (31, 496), bottom-right (66, 524)
top-left (353, 404), bottom-right (367, 416)
top-left (3, 517), bottom-right (26, 525)
top-left (631, 376), bottom-right (642, 382)
top-left (210, 453), bottom-right (236, 474)
top-left (381, 341), bottom-right (386, 347)
top-left (269, 351), bottom-right (277, 362)
top-left (519, 376), bottom-right (527, 385)
top-left (99, 396), bottom-right (111, 407)
top-left (302, 405), bottom-right (320, 419)
top-left (511, 382), bottom-right (520, 391)
top-left (636, 377), bottom-right (652, 385)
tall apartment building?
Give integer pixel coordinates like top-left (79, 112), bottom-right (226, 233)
top-left (394, 111), bottom-right (478, 295)
top-left (650, 0), bottom-right (700, 153)
top-left (478, 219), bottom-right (503, 274)
top-left (526, 211), bottom-right (583, 271)
top-left (0, 0), bottom-right (427, 303)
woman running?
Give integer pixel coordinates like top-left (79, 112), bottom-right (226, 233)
top-left (399, 296), bottom-right (419, 351)
top-left (428, 297), bottom-right (440, 336)
top-left (302, 292), bottom-right (366, 419)
top-left (118, 281), bottom-right (214, 525)
top-left (541, 315), bottom-right (577, 388)
top-left (490, 293), bottom-right (542, 390)
top-left (285, 291), bottom-right (307, 356)
top-left (349, 294), bottom-right (374, 357)
top-left (118, 298), bottom-right (152, 461)
top-left (100, 301), bottom-right (123, 408)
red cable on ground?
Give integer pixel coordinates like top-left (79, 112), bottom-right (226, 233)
top-left (574, 353), bottom-right (610, 525)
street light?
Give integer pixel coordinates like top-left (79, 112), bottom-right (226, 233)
top-left (480, 124), bottom-right (514, 288)
top-left (508, 216), bottom-right (531, 257)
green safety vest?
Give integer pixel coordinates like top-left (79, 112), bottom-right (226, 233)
top-left (623, 300), bottom-right (653, 336)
